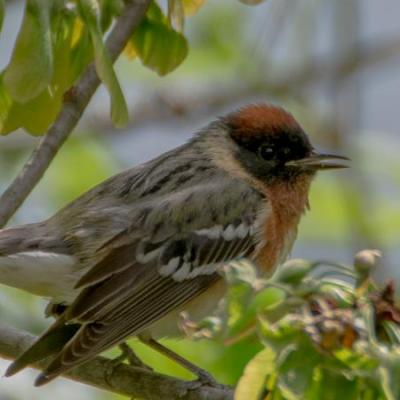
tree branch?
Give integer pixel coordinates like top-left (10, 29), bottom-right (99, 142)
top-left (0, 0), bottom-right (151, 228)
top-left (0, 321), bottom-right (233, 400)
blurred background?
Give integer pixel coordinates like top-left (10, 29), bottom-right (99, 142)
top-left (0, 0), bottom-right (399, 398)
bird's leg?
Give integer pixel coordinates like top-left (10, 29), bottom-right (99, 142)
top-left (138, 336), bottom-right (220, 387)
top-left (117, 342), bottom-right (152, 370)
top-left (104, 342), bottom-right (153, 385)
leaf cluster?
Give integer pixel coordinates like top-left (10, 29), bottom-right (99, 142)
top-left (0, 0), bottom-right (196, 135)
top-left (182, 252), bottom-right (400, 400)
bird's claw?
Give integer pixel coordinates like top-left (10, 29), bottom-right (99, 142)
top-left (191, 370), bottom-right (230, 390)
top-left (104, 343), bottom-right (152, 384)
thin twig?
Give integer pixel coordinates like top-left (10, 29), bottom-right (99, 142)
top-left (0, 321), bottom-right (233, 400)
top-left (0, 0), bottom-right (151, 228)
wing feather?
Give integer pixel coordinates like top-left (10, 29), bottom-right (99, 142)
top-left (36, 273), bottom-right (219, 385)
top-left (21, 178), bottom-right (266, 385)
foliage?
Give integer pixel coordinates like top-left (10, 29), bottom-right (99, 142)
top-left (126, 2), bottom-right (189, 76)
top-left (2, 1), bottom-right (397, 399)
top-left (0, 0), bottom-right (184, 135)
top-left (0, 0), bottom-right (266, 136)
top-left (181, 250), bottom-right (400, 400)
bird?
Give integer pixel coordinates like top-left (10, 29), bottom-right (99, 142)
top-left (0, 103), bottom-right (348, 386)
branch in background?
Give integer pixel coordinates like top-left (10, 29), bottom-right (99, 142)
top-left (2, 36), bottom-right (399, 151)
top-left (0, 322), bottom-right (233, 400)
top-left (88, 36), bottom-right (400, 133)
top-left (0, 0), bottom-right (151, 228)
top-left (274, 36), bottom-right (400, 88)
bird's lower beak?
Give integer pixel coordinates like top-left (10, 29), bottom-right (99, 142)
top-left (285, 152), bottom-right (350, 170)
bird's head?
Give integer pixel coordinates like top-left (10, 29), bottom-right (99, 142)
top-left (220, 104), bottom-right (349, 184)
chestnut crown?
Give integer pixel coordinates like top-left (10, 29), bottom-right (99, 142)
top-left (224, 104), bottom-right (313, 182)
top-left (222, 104), bottom-right (348, 183)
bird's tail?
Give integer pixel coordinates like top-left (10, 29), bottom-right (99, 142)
top-left (0, 224), bottom-right (39, 255)
top-left (0, 225), bottom-right (80, 380)
top-left (5, 317), bottom-right (80, 378)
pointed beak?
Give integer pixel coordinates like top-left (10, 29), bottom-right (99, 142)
top-left (285, 152), bottom-right (350, 170)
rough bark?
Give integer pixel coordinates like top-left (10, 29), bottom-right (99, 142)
top-left (0, 321), bottom-right (233, 400)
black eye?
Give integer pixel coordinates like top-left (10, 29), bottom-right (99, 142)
top-left (258, 144), bottom-right (274, 160)
top-left (282, 147), bottom-right (291, 156)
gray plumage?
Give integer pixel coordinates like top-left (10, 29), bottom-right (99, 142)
top-left (2, 104), bottom-right (342, 385)
top-left (2, 121), bottom-right (267, 384)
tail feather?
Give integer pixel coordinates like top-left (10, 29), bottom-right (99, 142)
top-left (34, 322), bottom-right (108, 386)
top-left (5, 319), bottom-right (80, 377)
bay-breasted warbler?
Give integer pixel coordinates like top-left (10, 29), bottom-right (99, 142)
top-left (0, 104), bottom-right (348, 385)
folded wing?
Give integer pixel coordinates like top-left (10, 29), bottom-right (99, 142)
top-left (7, 178), bottom-right (266, 385)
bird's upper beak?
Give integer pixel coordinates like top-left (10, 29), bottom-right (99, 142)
top-left (285, 152), bottom-right (350, 170)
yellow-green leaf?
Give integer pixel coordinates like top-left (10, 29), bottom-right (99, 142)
top-left (277, 341), bottom-right (322, 400)
top-left (235, 347), bottom-right (276, 400)
top-left (182, 0), bottom-right (205, 16)
top-left (78, 0), bottom-right (128, 128)
top-left (3, 0), bottom-right (53, 103)
top-left (70, 23), bottom-right (93, 83)
top-left (0, 75), bottom-right (13, 134)
top-left (99, 0), bottom-right (124, 32)
top-left (123, 40), bottom-right (137, 60)
top-left (130, 2), bottom-right (188, 76)
top-left (1, 7), bottom-right (80, 136)
top-left (51, 8), bottom-right (89, 91)
top-left (1, 87), bottom-right (61, 136)
top-left (71, 17), bottom-right (85, 47)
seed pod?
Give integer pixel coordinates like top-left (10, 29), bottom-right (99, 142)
top-left (354, 249), bottom-right (382, 276)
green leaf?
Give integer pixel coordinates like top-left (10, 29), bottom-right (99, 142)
top-left (376, 348), bottom-right (400, 400)
top-left (98, 0), bottom-right (124, 32)
top-left (69, 21), bottom-right (93, 83)
top-left (78, 0), bottom-right (128, 127)
top-left (272, 259), bottom-right (313, 285)
top-left (0, 0), bottom-right (5, 34)
top-left (225, 280), bottom-right (254, 334)
top-left (252, 286), bottom-right (286, 311)
top-left (380, 364), bottom-right (400, 400)
top-left (1, 85), bottom-right (61, 136)
top-left (1, 5), bottom-right (90, 136)
top-left (222, 260), bottom-right (259, 337)
top-left (308, 368), bottom-right (359, 400)
top-left (0, 74), bottom-right (12, 134)
top-left (235, 346), bottom-right (276, 400)
top-left (130, 1), bottom-right (188, 76)
top-left (277, 339), bottom-right (322, 400)
top-left (3, 0), bottom-right (53, 102)
top-left (333, 348), bottom-right (377, 372)
top-left (50, 8), bottom-right (76, 89)
top-left (224, 285), bottom-right (288, 344)
top-left (383, 321), bottom-right (400, 345)
top-left (224, 259), bottom-right (258, 286)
